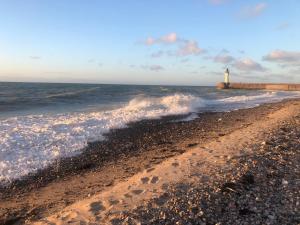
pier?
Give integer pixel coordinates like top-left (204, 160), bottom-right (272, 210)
top-left (217, 82), bottom-right (300, 91)
top-left (217, 68), bottom-right (300, 91)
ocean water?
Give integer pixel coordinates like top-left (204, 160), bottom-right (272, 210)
top-left (1, 82), bottom-right (300, 183)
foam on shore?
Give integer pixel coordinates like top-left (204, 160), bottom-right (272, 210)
top-left (1, 91), bottom-right (300, 183)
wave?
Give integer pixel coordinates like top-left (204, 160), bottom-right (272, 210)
top-left (0, 91), bottom-right (299, 183)
top-left (46, 87), bottom-right (100, 98)
top-left (0, 94), bottom-right (205, 182)
top-left (214, 91), bottom-right (300, 109)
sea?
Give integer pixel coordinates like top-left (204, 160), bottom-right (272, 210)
top-left (1, 82), bottom-right (300, 183)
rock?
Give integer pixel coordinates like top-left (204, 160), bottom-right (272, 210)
top-left (268, 215), bottom-right (275, 220)
top-left (282, 179), bottom-right (288, 185)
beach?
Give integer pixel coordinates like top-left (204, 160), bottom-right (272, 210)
top-left (2, 1), bottom-right (300, 224)
top-left (1, 98), bottom-right (299, 224)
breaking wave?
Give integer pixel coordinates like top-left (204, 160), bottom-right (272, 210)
top-left (0, 91), bottom-right (300, 183)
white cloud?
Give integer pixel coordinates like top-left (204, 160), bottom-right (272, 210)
top-left (141, 65), bottom-right (164, 72)
top-left (233, 58), bottom-right (266, 72)
top-left (142, 33), bottom-right (205, 58)
top-left (145, 37), bottom-right (156, 45)
top-left (239, 3), bottom-right (267, 18)
top-left (144, 32), bottom-right (178, 45)
top-left (151, 50), bottom-right (164, 58)
top-left (220, 48), bottom-right (229, 54)
top-left (180, 58), bottom-right (190, 63)
top-left (214, 54), bottom-right (235, 64)
top-left (161, 32), bottom-right (178, 43)
top-left (177, 40), bottom-right (205, 56)
top-left (263, 50), bottom-right (300, 66)
top-left (150, 65), bottom-right (164, 71)
top-left (30, 56), bottom-right (41, 60)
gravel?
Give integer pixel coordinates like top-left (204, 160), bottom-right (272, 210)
top-left (111, 117), bottom-right (300, 225)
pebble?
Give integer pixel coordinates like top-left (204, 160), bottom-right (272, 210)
top-left (111, 121), bottom-right (300, 225)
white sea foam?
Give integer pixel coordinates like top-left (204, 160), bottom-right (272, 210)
top-left (214, 91), bottom-right (300, 110)
top-left (0, 91), bottom-right (299, 183)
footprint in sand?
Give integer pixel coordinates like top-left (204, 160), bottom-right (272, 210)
top-left (61, 211), bottom-right (79, 222)
top-left (150, 176), bottom-right (159, 184)
top-left (154, 193), bottom-right (170, 206)
top-left (89, 201), bottom-right (106, 215)
top-left (141, 177), bottom-right (150, 184)
top-left (124, 193), bottom-right (132, 198)
top-left (109, 199), bottom-right (120, 206)
top-left (146, 168), bottom-right (155, 173)
top-left (131, 189), bottom-right (144, 195)
top-left (162, 183), bottom-right (169, 190)
top-left (187, 143), bottom-right (198, 148)
top-left (172, 162), bottom-right (179, 167)
top-left (196, 162), bottom-right (205, 166)
top-left (201, 175), bottom-right (210, 182)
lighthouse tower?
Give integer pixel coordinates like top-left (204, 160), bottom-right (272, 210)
top-left (224, 68), bottom-right (230, 85)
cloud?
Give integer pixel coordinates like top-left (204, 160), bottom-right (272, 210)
top-left (233, 58), bottom-right (266, 72)
top-left (238, 3), bottom-right (267, 18)
top-left (151, 50), bottom-right (164, 58)
top-left (141, 65), bottom-right (164, 72)
top-left (214, 54), bottom-right (235, 64)
top-left (208, 0), bottom-right (228, 5)
top-left (144, 32), bottom-right (178, 45)
top-left (220, 48), bottom-right (229, 54)
top-left (161, 32), bottom-right (178, 43)
top-left (142, 33), bottom-right (206, 58)
top-left (263, 50), bottom-right (300, 66)
top-left (30, 56), bottom-right (41, 60)
top-left (180, 58), bottom-right (190, 63)
top-left (288, 67), bottom-right (300, 75)
top-left (145, 37), bottom-right (156, 45)
top-left (275, 22), bottom-right (290, 30)
top-left (149, 65), bottom-right (164, 71)
top-left (177, 40), bottom-right (205, 56)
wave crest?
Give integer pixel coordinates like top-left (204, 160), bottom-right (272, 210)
top-left (125, 94), bottom-right (205, 114)
top-left (0, 94), bottom-right (205, 182)
top-left (1, 91), bottom-right (300, 183)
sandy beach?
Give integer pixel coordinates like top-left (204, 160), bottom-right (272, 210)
top-left (1, 99), bottom-right (299, 225)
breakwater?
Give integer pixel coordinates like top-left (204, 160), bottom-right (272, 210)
top-left (217, 83), bottom-right (300, 91)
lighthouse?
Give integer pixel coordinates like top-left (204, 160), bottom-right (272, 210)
top-left (224, 68), bottom-right (230, 85)
top-left (216, 68), bottom-right (231, 89)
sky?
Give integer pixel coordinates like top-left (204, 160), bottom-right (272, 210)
top-left (0, 0), bottom-right (299, 86)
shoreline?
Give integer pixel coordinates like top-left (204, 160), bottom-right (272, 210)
top-left (1, 99), bottom-right (299, 224)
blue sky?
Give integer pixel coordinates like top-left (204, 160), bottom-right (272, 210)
top-left (0, 0), bottom-right (299, 85)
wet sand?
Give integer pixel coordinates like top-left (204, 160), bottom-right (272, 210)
top-left (1, 99), bottom-right (299, 224)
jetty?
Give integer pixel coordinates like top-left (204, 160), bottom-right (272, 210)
top-left (217, 69), bottom-right (300, 91)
